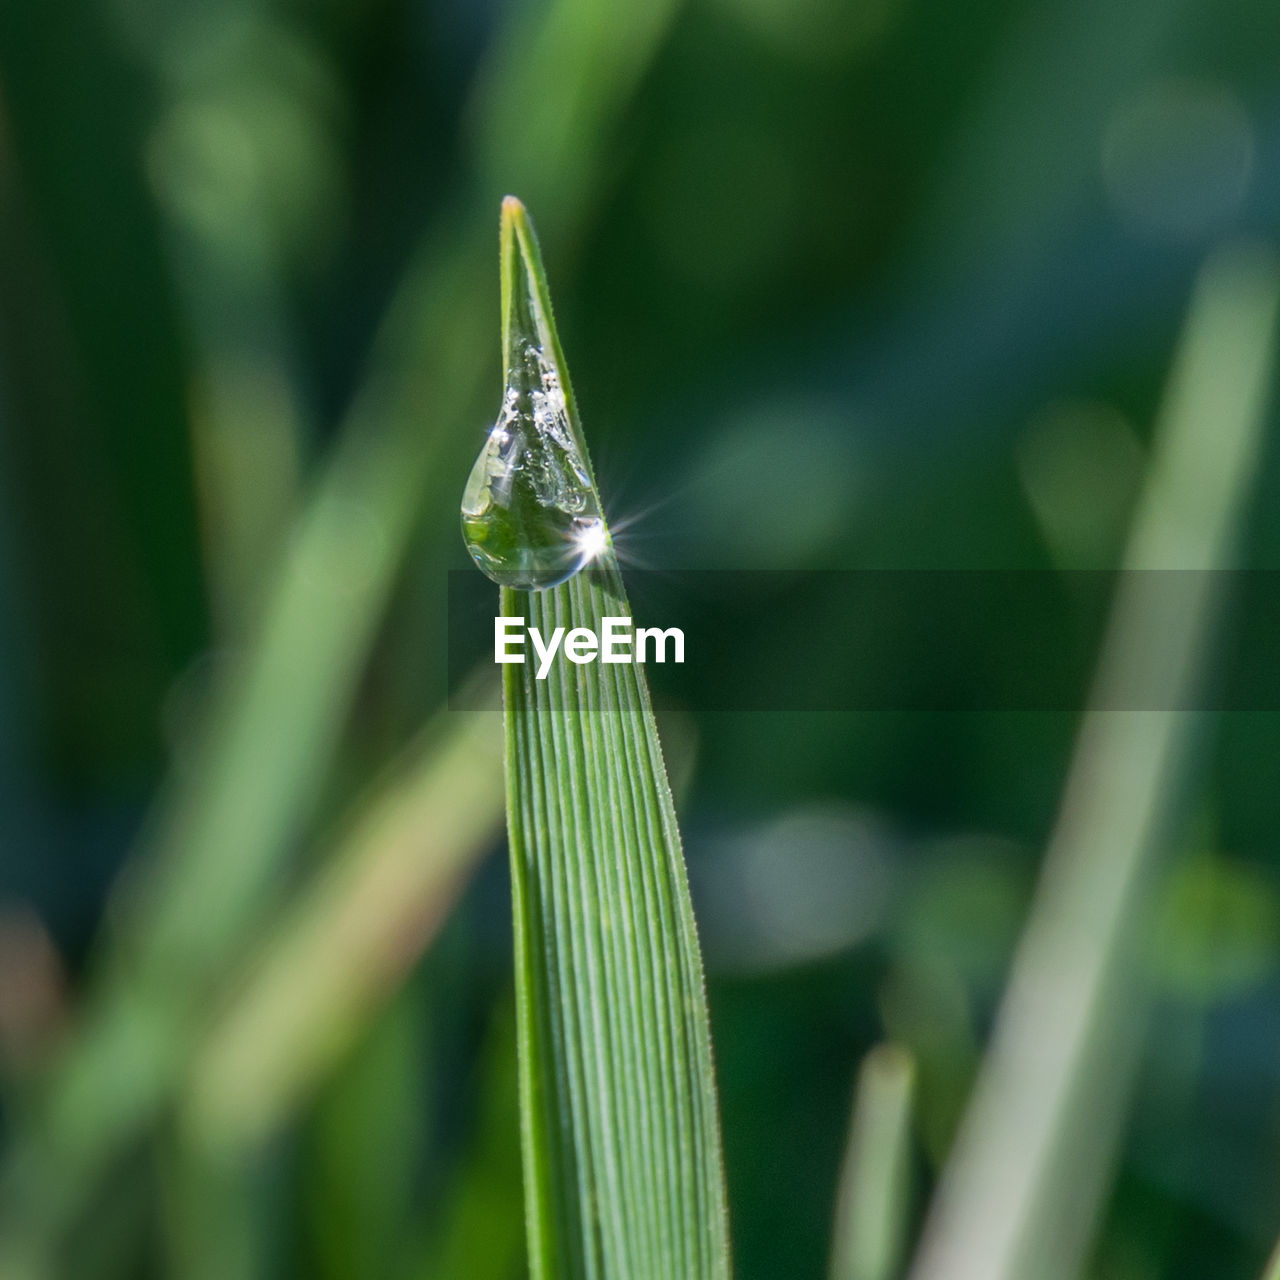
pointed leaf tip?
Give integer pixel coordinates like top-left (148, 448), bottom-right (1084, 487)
top-left (501, 195), bottom-right (528, 233)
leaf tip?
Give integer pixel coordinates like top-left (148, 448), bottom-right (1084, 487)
top-left (501, 194), bottom-right (529, 229)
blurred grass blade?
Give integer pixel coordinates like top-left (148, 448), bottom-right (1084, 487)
top-left (829, 1045), bottom-right (916, 1280)
top-left (474, 0), bottom-right (682, 233)
top-left (497, 199), bottom-right (731, 1279)
top-left (155, 1128), bottom-right (272, 1280)
top-left (414, 998), bottom-right (527, 1280)
top-left (0, 2), bottom-right (685, 1262)
top-left (303, 984), bottom-right (433, 1280)
top-left (908, 240), bottom-right (1280, 1280)
top-left (181, 699), bottom-right (503, 1157)
top-left (1262, 1237), bottom-right (1280, 1280)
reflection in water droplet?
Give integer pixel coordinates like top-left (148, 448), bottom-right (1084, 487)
top-left (461, 342), bottom-right (606, 589)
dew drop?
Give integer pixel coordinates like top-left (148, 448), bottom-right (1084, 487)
top-left (461, 342), bottom-right (606, 589)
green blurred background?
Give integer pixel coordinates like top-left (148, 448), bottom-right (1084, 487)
top-left (2, 0), bottom-right (1280, 1276)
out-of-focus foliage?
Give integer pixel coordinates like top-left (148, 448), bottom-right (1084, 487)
top-left (1, 0), bottom-right (1279, 1276)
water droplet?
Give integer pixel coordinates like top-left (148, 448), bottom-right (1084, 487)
top-left (461, 342), bottom-right (606, 589)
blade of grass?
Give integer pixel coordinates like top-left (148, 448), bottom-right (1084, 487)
top-left (830, 1045), bottom-right (916, 1280)
top-left (473, 0), bottom-right (682, 232)
top-left (498, 198), bottom-right (731, 1279)
top-left (907, 240), bottom-right (1280, 1280)
top-left (154, 1125), bottom-right (273, 1280)
top-left (1262, 1237), bottom-right (1280, 1280)
top-left (181, 697), bottom-right (503, 1157)
top-left (145, 52), bottom-right (310, 639)
top-left (412, 998), bottom-right (527, 1280)
top-left (0, 2), bottom-right (685, 1265)
top-left (302, 984), bottom-right (433, 1280)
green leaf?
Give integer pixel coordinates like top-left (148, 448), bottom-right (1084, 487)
top-left (829, 1045), bottom-right (915, 1280)
top-left (181, 700), bottom-right (504, 1158)
top-left (907, 242), bottom-right (1280, 1280)
top-left (494, 198), bottom-right (731, 1279)
top-left (1262, 1237), bottom-right (1280, 1280)
top-left (0, 3), bottom-right (685, 1264)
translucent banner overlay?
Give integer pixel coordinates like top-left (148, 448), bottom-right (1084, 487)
top-left (446, 569), bottom-right (1279, 711)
